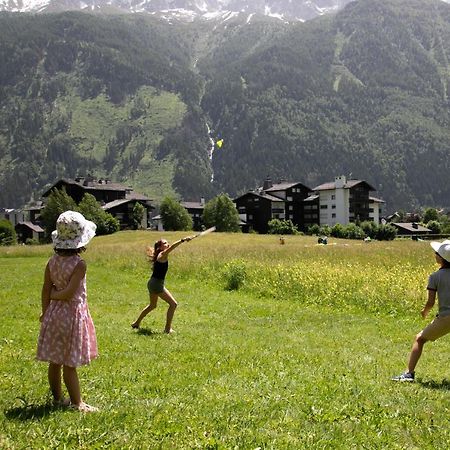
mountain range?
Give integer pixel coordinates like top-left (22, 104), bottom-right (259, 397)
top-left (1, 0), bottom-right (450, 212)
top-left (0, 0), bottom-right (352, 21)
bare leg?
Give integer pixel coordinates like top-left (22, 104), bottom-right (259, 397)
top-left (159, 288), bottom-right (178, 333)
top-left (408, 333), bottom-right (427, 373)
top-left (63, 366), bottom-right (81, 406)
top-left (48, 363), bottom-right (62, 402)
top-left (132, 293), bottom-right (158, 328)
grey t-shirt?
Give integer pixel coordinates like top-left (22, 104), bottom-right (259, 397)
top-left (427, 268), bottom-right (450, 317)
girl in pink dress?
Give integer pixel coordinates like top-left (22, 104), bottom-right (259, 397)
top-left (37, 211), bottom-right (98, 412)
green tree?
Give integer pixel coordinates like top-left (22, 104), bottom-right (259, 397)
top-left (360, 221), bottom-right (378, 239)
top-left (132, 202), bottom-right (146, 230)
top-left (78, 193), bottom-right (120, 235)
top-left (202, 194), bottom-right (240, 232)
top-left (160, 197), bottom-right (193, 231)
top-left (345, 223), bottom-right (366, 240)
top-left (426, 220), bottom-right (442, 235)
top-left (330, 223), bottom-right (346, 238)
top-left (376, 224), bottom-right (397, 241)
top-left (39, 187), bottom-right (78, 238)
top-left (0, 219), bottom-right (17, 246)
top-left (423, 208), bottom-right (439, 223)
top-left (268, 219), bottom-right (298, 235)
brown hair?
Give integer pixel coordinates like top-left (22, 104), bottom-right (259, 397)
top-left (146, 239), bottom-right (166, 264)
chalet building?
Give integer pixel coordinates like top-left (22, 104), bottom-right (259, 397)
top-left (234, 190), bottom-right (285, 234)
top-left (392, 222), bottom-right (431, 236)
top-left (312, 176), bottom-right (380, 227)
top-left (43, 176), bottom-right (154, 229)
top-left (180, 198), bottom-right (206, 231)
top-left (1, 205), bottom-right (45, 243)
top-left (369, 196), bottom-right (385, 224)
top-left (234, 175), bottom-right (384, 233)
top-left (15, 221), bottom-right (45, 243)
top-left (263, 179), bottom-right (312, 229)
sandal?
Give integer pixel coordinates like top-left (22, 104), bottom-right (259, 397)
top-left (69, 402), bottom-right (99, 412)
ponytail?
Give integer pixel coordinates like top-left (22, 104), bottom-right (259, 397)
top-left (146, 240), bottom-right (165, 264)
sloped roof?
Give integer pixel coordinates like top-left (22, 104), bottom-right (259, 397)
top-left (265, 181), bottom-right (310, 192)
top-left (181, 201), bottom-right (205, 210)
top-left (102, 197), bottom-right (153, 210)
top-left (44, 178), bottom-right (151, 200)
top-left (392, 223), bottom-right (431, 233)
top-left (234, 191), bottom-right (284, 202)
top-left (16, 221), bottom-right (44, 233)
top-left (369, 196), bottom-right (385, 203)
top-left (313, 179), bottom-right (376, 191)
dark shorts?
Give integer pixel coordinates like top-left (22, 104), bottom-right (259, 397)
top-left (147, 277), bottom-right (164, 294)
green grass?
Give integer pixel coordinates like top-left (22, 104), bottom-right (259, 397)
top-left (1, 233), bottom-right (450, 448)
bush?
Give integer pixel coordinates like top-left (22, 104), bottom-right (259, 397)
top-left (160, 197), bottom-right (193, 231)
top-left (376, 224), bottom-right (397, 241)
top-left (202, 194), bottom-right (240, 232)
top-left (360, 221), bottom-right (378, 239)
top-left (427, 220), bottom-right (442, 234)
top-left (319, 225), bottom-right (331, 236)
top-left (268, 219), bottom-right (298, 235)
top-left (132, 202), bottom-right (146, 230)
top-left (25, 238), bottom-right (40, 245)
top-left (223, 260), bottom-right (247, 290)
top-left (0, 219), bottom-right (16, 246)
top-left (345, 223), bottom-right (365, 240)
top-left (307, 224), bottom-right (320, 236)
top-left (78, 193), bottom-right (120, 235)
top-left (330, 223), bottom-right (346, 238)
top-left (39, 187), bottom-right (77, 238)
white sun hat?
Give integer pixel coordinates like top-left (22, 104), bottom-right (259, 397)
top-left (430, 239), bottom-right (450, 263)
top-left (51, 211), bottom-right (97, 249)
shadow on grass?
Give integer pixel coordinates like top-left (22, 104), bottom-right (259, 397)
top-left (418, 379), bottom-right (450, 391)
top-left (135, 327), bottom-right (160, 337)
top-left (5, 402), bottom-right (61, 421)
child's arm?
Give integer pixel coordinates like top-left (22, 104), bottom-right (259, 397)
top-left (51, 260), bottom-right (87, 301)
top-left (40, 263), bottom-right (52, 321)
top-left (158, 236), bottom-right (193, 260)
top-left (421, 289), bottom-right (436, 318)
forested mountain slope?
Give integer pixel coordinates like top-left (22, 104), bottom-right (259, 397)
top-left (1, 0), bottom-right (450, 211)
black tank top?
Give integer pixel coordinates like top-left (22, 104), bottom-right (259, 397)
top-left (152, 260), bottom-right (168, 280)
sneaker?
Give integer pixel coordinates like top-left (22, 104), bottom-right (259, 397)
top-left (391, 372), bottom-right (415, 382)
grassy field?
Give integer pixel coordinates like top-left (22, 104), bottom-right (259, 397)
top-left (1, 232), bottom-right (450, 449)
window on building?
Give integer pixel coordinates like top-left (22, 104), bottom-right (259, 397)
top-left (332, 205), bottom-right (336, 209)
top-left (320, 205), bottom-right (328, 209)
top-left (332, 213), bottom-right (336, 218)
top-left (331, 194), bottom-right (335, 200)
top-left (287, 196), bottom-right (292, 201)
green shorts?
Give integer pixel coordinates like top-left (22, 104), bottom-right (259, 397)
top-left (147, 277), bottom-right (164, 294)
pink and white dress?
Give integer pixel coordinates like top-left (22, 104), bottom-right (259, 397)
top-left (37, 254), bottom-right (98, 367)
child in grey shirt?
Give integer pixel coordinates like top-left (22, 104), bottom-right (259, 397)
top-left (392, 240), bottom-right (450, 382)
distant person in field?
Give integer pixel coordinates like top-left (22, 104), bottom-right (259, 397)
top-left (131, 235), bottom-right (193, 333)
top-left (37, 211), bottom-right (98, 412)
top-left (392, 239), bottom-right (450, 382)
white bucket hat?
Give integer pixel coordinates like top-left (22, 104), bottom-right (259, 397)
top-left (430, 239), bottom-right (450, 263)
top-left (52, 211), bottom-right (97, 249)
